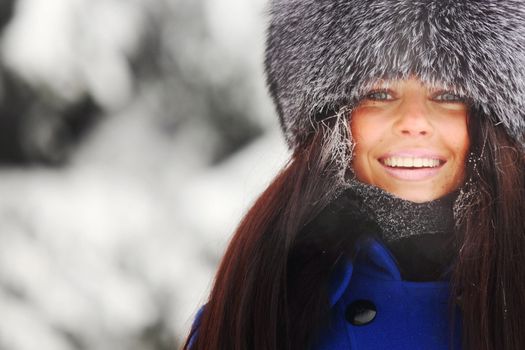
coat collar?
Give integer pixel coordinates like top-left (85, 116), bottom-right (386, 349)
top-left (328, 237), bottom-right (448, 306)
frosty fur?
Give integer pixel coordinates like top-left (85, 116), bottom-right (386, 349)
top-left (265, 0), bottom-right (525, 149)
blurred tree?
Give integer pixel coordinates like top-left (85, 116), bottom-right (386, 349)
top-left (0, 0), bottom-right (102, 165)
top-left (0, 0), bottom-right (15, 32)
top-left (0, 0), bottom-right (275, 348)
top-left (0, 69), bottom-right (101, 165)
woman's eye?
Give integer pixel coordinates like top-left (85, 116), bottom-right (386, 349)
top-left (365, 90), bottom-right (393, 101)
top-left (433, 92), bottom-right (465, 102)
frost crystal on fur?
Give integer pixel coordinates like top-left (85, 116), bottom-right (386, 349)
top-left (265, 0), bottom-right (525, 149)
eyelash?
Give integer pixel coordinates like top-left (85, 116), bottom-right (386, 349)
top-left (362, 89), bottom-right (465, 103)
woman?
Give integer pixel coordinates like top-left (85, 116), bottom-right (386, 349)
top-left (184, 0), bottom-right (525, 349)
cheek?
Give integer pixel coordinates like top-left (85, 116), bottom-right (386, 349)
top-left (349, 110), bottom-right (390, 175)
top-left (350, 122), bottom-right (379, 182)
top-left (351, 149), bottom-right (373, 184)
top-left (350, 112), bottom-right (383, 148)
top-left (450, 119), bottom-right (470, 157)
top-left (440, 116), bottom-right (470, 178)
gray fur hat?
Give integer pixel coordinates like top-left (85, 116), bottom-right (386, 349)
top-left (265, 0), bottom-right (525, 149)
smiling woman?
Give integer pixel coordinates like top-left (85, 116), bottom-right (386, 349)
top-left (351, 78), bottom-right (470, 202)
top-left (184, 1), bottom-right (525, 349)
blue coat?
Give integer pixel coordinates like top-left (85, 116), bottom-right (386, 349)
top-left (189, 238), bottom-right (462, 349)
top-left (313, 237), bottom-right (462, 349)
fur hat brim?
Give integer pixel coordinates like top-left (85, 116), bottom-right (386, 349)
top-left (265, 0), bottom-right (525, 148)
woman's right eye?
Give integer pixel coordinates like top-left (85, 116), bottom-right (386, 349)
top-left (364, 90), bottom-right (394, 101)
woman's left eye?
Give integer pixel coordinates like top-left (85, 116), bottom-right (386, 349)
top-left (433, 92), bottom-right (465, 102)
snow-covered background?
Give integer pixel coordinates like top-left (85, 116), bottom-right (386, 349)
top-left (0, 0), bottom-right (289, 349)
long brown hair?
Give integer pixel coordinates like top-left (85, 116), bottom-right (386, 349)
top-left (452, 111), bottom-right (525, 349)
top-left (183, 110), bottom-right (525, 349)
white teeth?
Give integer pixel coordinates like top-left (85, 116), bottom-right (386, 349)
top-left (382, 157), bottom-right (441, 168)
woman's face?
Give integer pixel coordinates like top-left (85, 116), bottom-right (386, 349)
top-left (350, 78), bottom-right (470, 203)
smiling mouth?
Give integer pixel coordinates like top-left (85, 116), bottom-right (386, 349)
top-left (380, 156), bottom-right (445, 168)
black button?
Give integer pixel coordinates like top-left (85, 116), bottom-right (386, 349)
top-left (345, 300), bottom-right (377, 326)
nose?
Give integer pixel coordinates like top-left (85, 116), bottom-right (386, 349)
top-left (393, 98), bottom-right (434, 137)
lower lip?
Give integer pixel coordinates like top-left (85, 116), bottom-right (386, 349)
top-left (380, 162), bottom-right (444, 181)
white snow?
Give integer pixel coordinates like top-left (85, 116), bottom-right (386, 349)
top-left (0, 0), bottom-right (287, 348)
